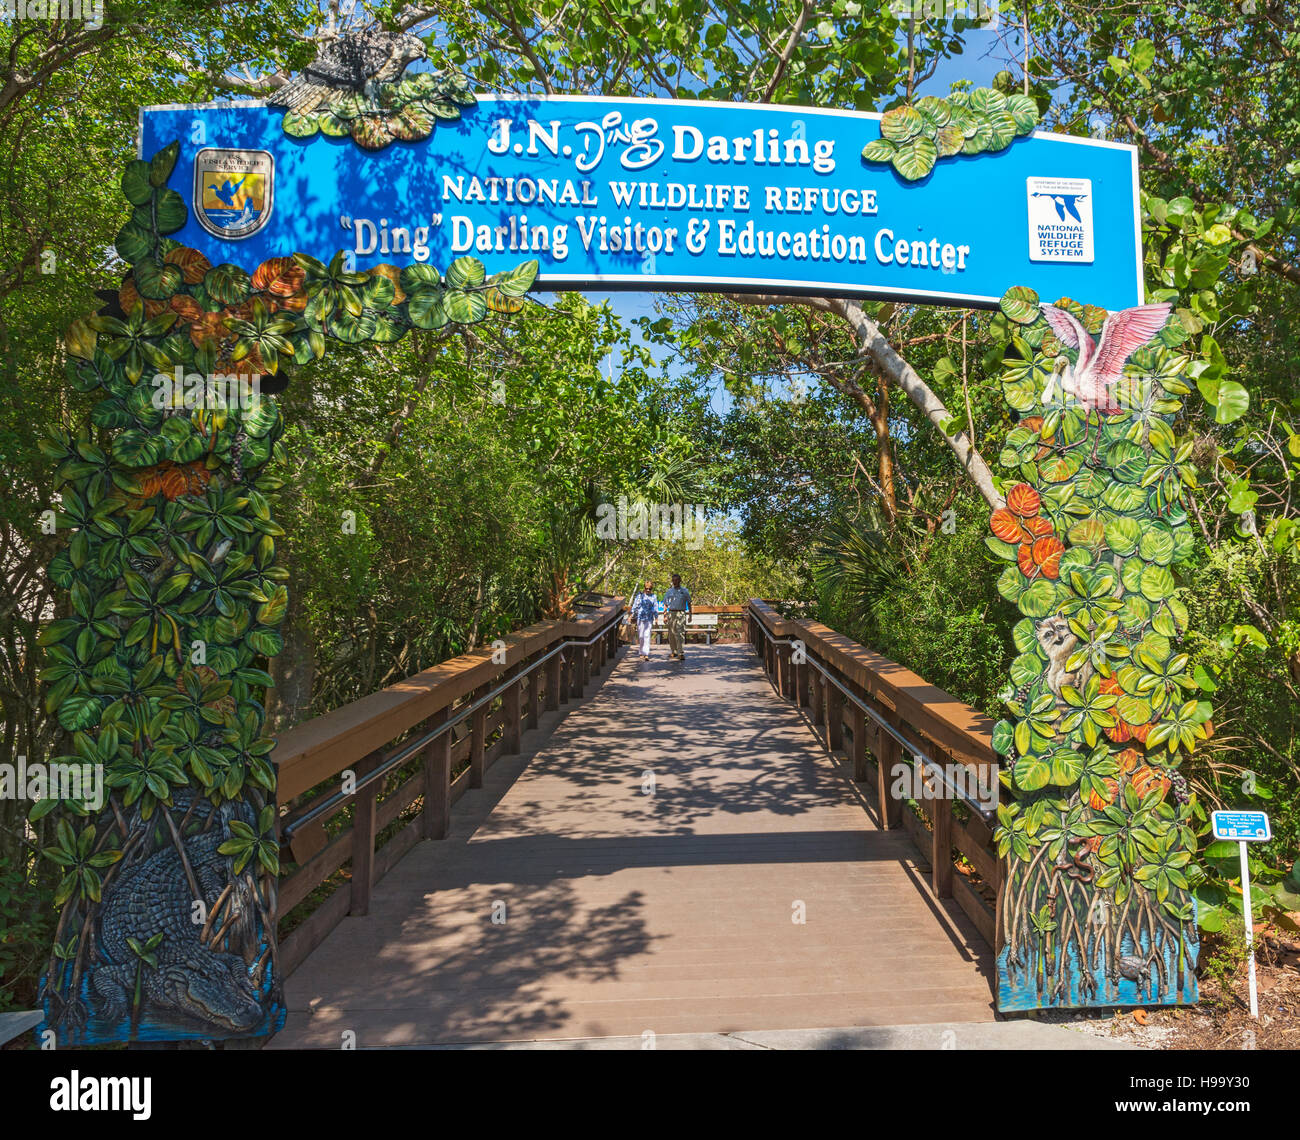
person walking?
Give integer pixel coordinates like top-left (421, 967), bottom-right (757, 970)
top-left (628, 580), bottom-right (658, 661)
top-left (663, 573), bottom-right (692, 660)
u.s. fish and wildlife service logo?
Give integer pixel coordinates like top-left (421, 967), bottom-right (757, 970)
top-left (194, 148), bottom-right (274, 239)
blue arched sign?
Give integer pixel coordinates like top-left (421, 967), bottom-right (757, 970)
top-left (141, 94), bottom-right (1144, 310)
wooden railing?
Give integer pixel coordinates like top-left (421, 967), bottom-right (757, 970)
top-left (271, 597), bottom-right (626, 976)
top-left (745, 599), bottom-right (1003, 947)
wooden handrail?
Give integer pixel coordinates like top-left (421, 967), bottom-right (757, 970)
top-left (744, 598), bottom-right (1002, 948)
top-left (746, 599), bottom-right (994, 767)
top-left (274, 598), bottom-right (624, 800)
top-left (272, 597), bottom-right (626, 976)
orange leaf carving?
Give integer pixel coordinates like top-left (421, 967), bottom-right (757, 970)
top-left (252, 256), bottom-right (295, 292)
top-left (169, 294), bottom-right (204, 323)
top-left (1006, 482), bottom-right (1041, 518)
top-left (1130, 765), bottom-right (1171, 801)
top-left (1088, 777), bottom-right (1118, 810)
top-left (164, 246), bottom-right (212, 285)
top-left (1030, 536), bottom-right (1064, 579)
top-left (991, 508), bottom-right (1030, 544)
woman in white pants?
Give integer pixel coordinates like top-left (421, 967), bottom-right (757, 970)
top-left (628, 581), bottom-right (658, 661)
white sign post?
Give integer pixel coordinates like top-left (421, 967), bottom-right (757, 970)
top-left (1211, 810), bottom-right (1272, 1019)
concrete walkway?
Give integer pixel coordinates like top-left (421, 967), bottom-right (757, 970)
top-left (401, 1021), bottom-right (1139, 1050)
top-left (271, 643), bottom-right (996, 1048)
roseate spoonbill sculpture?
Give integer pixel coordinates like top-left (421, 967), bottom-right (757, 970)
top-left (1039, 302), bottom-right (1172, 413)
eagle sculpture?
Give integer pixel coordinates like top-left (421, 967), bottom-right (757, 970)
top-left (269, 27), bottom-right (427, 114)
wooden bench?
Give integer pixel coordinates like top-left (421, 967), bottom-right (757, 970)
top-left (653, 611), bottom-right (719, 645)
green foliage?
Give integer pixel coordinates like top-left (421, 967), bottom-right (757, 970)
top-left (280, 70), bottom-right (476, 150)
top-left (439, 0), bottom-right (910, 110)
top-left (1023, 10), bottom-right (1300, 897)
top-left (0, 858), bottom-right (55, 1013)
top-left (863, 88), bottom-right (1039, 181)
top-left (813, 503), bottom-right (912, 621)
top-left (817, 505), bottom-right (1015, 718)
top-left (272, 290), bottom-right (713, 718)
top-left (1193, 842), bottom-right (1300, 936)
top-left (1197, 917), bottom-right (1251, 1008)
top-left (33, 140), bottom-right (547, 1032)
top-left (607, 516), bottom-right (801, 605)
top-left (1180, 541), bottom-right (1300, 862)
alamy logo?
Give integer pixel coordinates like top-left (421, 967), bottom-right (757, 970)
top-left (1, 0), bottom-right (104, 25)
top-left (890, 756), bottom-right (997, 813)
top-left (1, 756), bottom-right (103, 811)
top-left (49, 1071), bottom-right (151, 1120)
top-left (595, 497), bottom-right (707, 550)
top-left (1027, 177), bottom-right (1094, 264)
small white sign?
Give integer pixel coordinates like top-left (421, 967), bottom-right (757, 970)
top-left (1027, 176), bottom-right (1093, 264)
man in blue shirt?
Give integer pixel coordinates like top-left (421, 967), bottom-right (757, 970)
top-left (663, 574), bottom-right (692, 660)
top-left (628, 580), bottom-right (658, 661)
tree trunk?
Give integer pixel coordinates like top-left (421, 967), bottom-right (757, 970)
top-left (266, 586), bottom-right (316, 735)
top-left (870, 369), bottom-right (897, 524)
top-left (730, 293), bottom-right (1005, 510)
top-left (831, 298), bottom-right (1005, 510)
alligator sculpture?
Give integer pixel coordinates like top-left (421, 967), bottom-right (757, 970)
top-left (89, 817), bottom-right (265, 1034)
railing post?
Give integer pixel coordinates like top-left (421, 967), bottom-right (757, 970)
top-left (810, 669), bottom-right (823, 730)
top-left (877, 710), bottom-right (904, 829)
top-left (572, 646), bottom-right (586, 698)
top-left (826, 681), bottom-right (844, 751)
top-left (350, 754), bottom-right (380, 916)
top-left (797, 658), bottom-right (809, 707)
top-left (504, 669), bottom-right (522, 753)
top-left (931, 790), bottom-right (954, 899)
top-left (422, 708), bottom-right (451, 840)
top-left (777, 641), bottom-right (792, 699)
top-left (470, 683), bottom-right (487, 788)
top-left (559, 647), bottom-right (570, 704)
top-left (547, 648), bottom-right (562, 711)
top-left (851, 702), bottom-right (868, 782)
top-left (526, 655), bottom-right (540, 730)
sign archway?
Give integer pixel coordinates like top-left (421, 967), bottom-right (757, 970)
top-left (39, 42), bottom-right (1203, 1042)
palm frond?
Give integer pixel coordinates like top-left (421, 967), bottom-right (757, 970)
top-left (813, 502), bottom-right (916, 619)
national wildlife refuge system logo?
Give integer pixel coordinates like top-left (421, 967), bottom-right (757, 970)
top-left (1026, 175), bottom-right (1094, 264)
top-left (194, 148), bottom-right (275, 239)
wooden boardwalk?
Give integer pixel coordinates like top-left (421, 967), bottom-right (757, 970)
top-left (271, 643), bottom-right (994, 1048)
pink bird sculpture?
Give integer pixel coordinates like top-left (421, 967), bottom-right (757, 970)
top-left (1039, 302), bottom-right (1172, 414)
